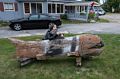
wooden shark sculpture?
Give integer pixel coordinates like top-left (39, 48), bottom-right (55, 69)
top-left (8, 34), bottom-right (104, 67)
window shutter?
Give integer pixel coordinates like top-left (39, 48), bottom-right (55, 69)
top-left (14, 2), bottom-right (18, 11)
top-left (0, 2), bottom-right (4, 12)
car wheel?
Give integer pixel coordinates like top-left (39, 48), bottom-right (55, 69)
top-left (13, 23), bottom-right (22, 31)
top-left (48, 23), bottom-right (56, 28)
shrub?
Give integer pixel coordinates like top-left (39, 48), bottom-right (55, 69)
top-left (80, 12), bottom-right (86, 15)
top-left (0, 20), bottom-right (9, 27)
top-left (60, 14), bottom-right (68, 19)
top-left (88, 12), bottom-right (95, 20)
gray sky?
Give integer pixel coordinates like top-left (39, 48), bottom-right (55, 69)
top-left (100, 0), bottom-right (104, 4)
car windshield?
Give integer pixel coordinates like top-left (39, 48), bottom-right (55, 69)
top-left (94, 6), bottom-right (103, 11)
top-left (29, 15), bottom-right (39, 20)
top-left (24, 15), bottom-right (30, 19)
top-left (50, 16), bottom-right (56, 19)
top-left (39, 14), bottom-right (57, 19)
top-left (44, 15), bottom-right (56, 18)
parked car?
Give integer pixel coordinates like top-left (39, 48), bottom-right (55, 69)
top-left (94, 6), bottom-right (106, 15)
top-left (9, 14), bottom-right (62, 31)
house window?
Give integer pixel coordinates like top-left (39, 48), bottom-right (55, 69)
top-left (61, 4), bottom-right (63, 13)
top-left (81, 6), bottom-right (85, 12)
top-left (48, 4), bottom-right (52, 13)
top-left (57, 4), bottom-right (60, 13)
top-left (24, 3), bottom-right (30, 14)
top-left (69, 6), bottom-right (75, 13)
top-left (65, 6), bottom-right (75, 13)
top-left (4, 3), bottom-right (14, 11)
top-left (85, 6), bottom-right (88, 12)
top-left (57, 4), bottom-right (63, 13)
top-left (37, 3), bottom-right (42, 13)
top-left (80, 6), bottom-right (81, 12)
top-left (24, 3), bottom-right (42, 14)
top-left (80, 6), bottom-right (85, 12)
top-left (76, 6), bottom-right (80, 13)
top-left (52, 4), bottom-right (55, 13)
top-left (48, 3), bottom-right (64, 13)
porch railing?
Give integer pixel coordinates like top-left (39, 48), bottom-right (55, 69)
top-left (66, 13), bottom-right (88, 21)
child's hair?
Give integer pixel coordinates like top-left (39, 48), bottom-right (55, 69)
top-left (49, 24), bottom-right (56, 31)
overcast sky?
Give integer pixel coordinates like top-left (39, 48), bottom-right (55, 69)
top-left (100, 0), bottom-right (104, 4)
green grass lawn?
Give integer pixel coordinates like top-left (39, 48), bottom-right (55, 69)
top-left (62, 18), bottom-right (109, 24)
top-left (96, 18), bottom-right (110, 23)
top-left (62, 19), bottom-right (86, 24)
top-left (0, 34), bottom-right (120, 79)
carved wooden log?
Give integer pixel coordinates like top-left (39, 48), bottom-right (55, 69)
top-left (8, 34), bottom-right (104, 67)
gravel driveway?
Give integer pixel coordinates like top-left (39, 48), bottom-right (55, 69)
top-left (0, 13), bottom-right (120, 38)
top-left (99, 13), bottom-right (120, 23)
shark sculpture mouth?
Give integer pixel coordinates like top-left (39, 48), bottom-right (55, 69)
top-left (8, 34), bottom-right (104, 67)
top-left (90, 41), bottom-right (104, 49)
top-left (87, 41), bottom-right (104, 56)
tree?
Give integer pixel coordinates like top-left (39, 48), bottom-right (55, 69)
top-left (102, 0), bottom-right (120, 13)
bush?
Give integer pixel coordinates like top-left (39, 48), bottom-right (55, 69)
top-left (80, 12), bottom-right (86, 15)
top-left (0, 20), bottom-right (9, 27)
top-left (101, 0), bottom-right (120, 13)
top-left (88, 12), bottom-right (96, 20)
top-left (60, 14), bottom-right (68, 19)
top-left (115, 8), bottom-right (120, 13)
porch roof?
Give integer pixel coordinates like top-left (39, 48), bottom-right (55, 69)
top-left (48, 0), bottom-right (79, 2)
top-left (17, 0), bottom-right (81, 2)
top-left (65, 1), bottom-right (100, 6)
